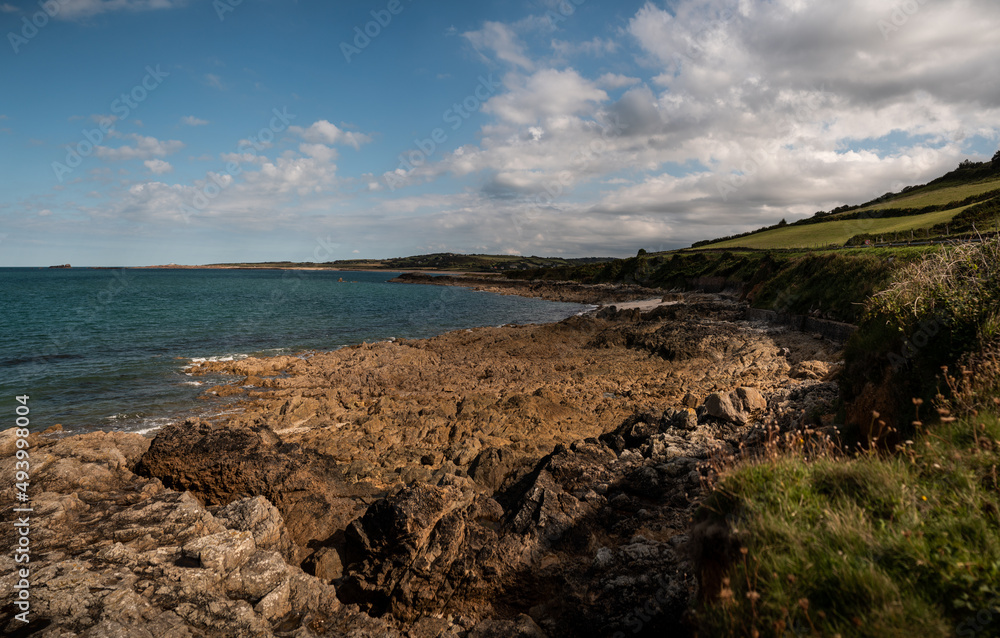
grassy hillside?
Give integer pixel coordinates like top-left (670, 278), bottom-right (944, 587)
top-left (706, 206), bottom-right (973, 250)
top-left (853, 177), bottom-right (1000, 213)
top-left (695, 163), bottom-right (1000, 250)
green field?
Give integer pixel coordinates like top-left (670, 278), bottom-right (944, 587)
top-left (705, 205), bottom-right (975, 249)
top-left (852, 176), bottom-right (1000, 213)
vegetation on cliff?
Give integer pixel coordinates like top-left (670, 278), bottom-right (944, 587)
top-left (695, 238), bottom-right (1000, 637)
top-left (509, 248), bottom-right (933, 323)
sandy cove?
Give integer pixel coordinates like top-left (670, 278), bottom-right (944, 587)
top-left (0, 286), bottom-right (843, 637)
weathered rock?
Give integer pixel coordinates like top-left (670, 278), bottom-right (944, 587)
top-left (703, 387), bottom-right (766, 425)
top-left (789, 359), bottom-right (833, 380)
top-left (135, 420), bottom-right (375, 560)
top-left (704, 392), bottom-right (744, 424)
top-left (468, 614), bottom-right (548, 637)
top-left (468, 446), bottom-right (522, 491)
top-left (214, 495), bottom-right (298, 564)
top-left (0, 428), bottom-right (356, 637)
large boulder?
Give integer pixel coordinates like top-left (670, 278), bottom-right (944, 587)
top-left (135, 419), bottom-right (376, 558)
top-left (703, 387), bottom-right (767, 425)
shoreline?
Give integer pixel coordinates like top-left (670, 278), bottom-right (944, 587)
top-left (0, 282), bottom-right (844, 635)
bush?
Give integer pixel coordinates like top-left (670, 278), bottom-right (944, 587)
top-left (842, 238), bottom-right (1000, 428)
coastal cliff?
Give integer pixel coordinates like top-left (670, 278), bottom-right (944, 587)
top-left (0, 291), bottom-right (843, 636)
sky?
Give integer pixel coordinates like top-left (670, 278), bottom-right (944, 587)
top-left (1, 0), bottom-right (999, 267)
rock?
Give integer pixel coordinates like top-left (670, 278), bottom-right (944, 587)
top-left (0, 428), bottom-right (354, 637)
top-left (468, 446), bottom-right (521, 491)
top-left (704, 392), bottom-right (745, 425)
top-left (182, 529), bottom-right (256, 573)
top-left (468, 614), bottom-right (549, 637)
top-left (703, 388), bottom-right (767, 425)
top-left (312, 546), bottom-right (344, 581)
top-left (214, 496), bottom-right (298, 564)
top-left (733, 387), bottom-right (767, 413)
top-left (681, 392), bottom-right (699, 408)
top-left (789, 360), bottom-right (832, 380)
top-left (135, 420), bottom-right (375, 558)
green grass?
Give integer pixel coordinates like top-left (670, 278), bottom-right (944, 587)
top-left (706, 206), bottom-right (975, 250)
top-left (856, 177), bottom-right (1000, 213)
top-left (696, 413), bottom-right (1000, 637)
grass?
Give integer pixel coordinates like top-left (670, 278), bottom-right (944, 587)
top-left (855, 176), bottom-right (1000, 213)
top-left (696, 238), bottom-right (1000, 637)
top-left (696, 410), bottom-right (1000, 637)
top-left (704, 206), bottom-right (975, 250)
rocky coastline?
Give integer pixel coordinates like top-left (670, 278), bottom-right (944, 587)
top-left (0, 283), bottom-right (844, 637)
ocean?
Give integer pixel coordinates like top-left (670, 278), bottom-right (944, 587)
top-left (0, 268), bottom-right (591, 435)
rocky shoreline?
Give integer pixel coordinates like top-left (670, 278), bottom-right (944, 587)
top-left (0, 285), bottom-right (843, 637)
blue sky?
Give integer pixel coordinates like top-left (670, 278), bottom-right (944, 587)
top-left (2, 0), bottom-right (999, 266)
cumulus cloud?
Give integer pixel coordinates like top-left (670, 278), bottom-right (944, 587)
top-left (289, 120), bottom-right (371, 150)
top-left (596, 73), bottom-right (641, 90)
top-left (464, 21), bottom-right (535, 70)
top-left (484, 68), bottom-right (608, 125)
top-left (182, 116), bottom-right (209, 126)
top-left (95, 134), bottom-right (184, 161)
top-left (143, 159), bottom-right (173, 174)
top-left (398, 0), bottom-right (1000, 249)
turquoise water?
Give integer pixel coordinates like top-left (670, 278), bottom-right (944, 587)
top-left (0, 268), bottom-right (591, 434)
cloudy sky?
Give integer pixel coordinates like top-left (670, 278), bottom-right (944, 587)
top-left (1, 0), bottom-right (999, 266)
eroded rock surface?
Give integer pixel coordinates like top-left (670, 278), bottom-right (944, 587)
top-left (2, 293), bottom-right (842, 636)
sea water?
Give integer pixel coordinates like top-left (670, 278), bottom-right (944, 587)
top-left (0, 268), bottom-right (591, 435)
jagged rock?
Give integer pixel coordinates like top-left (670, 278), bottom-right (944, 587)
top-left (789, 360), bottom-right (833, 380)
top-left (214, 496), bottom-right (298, 564)
top-left (704, 392), bottom-right (744, 424)
top-left (468, 614), bottom-right (548, 637)
top-left (135, 420), bottom-right (375, 558)
top-left (0, 428), bottom-right (354, 637)
top-left (468, 446), bottom-right (522, 491)
top-left (703, 387), bottom-right (766, 425)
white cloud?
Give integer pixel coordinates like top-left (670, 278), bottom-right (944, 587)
top-left (399, 1), bottom-right (1000, 248)
top-left (144, 159), bottom-right (173, 174)
top-left (596, 73), bottom-right (641, 90)
top-left (463, 21), bottom-right (535, 70)
top-left (53, 0), bottom-right (188, 20)
top-left (95, 134), bottom-right (184, 161)
top-left (484, 68), bottom-right (608, 125)
top-left (204, 74), bottom-right (224, 90)
top-left (298, 143), bottom-right (338, 163)
top-left (0, 3), bottom-right (18, 12)
top-left (289, 120), bottom-right (371, 150)
top-left (551, 37), bottom-right (618, 58)
top-left (182, 116), bottom-right (209, 126)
